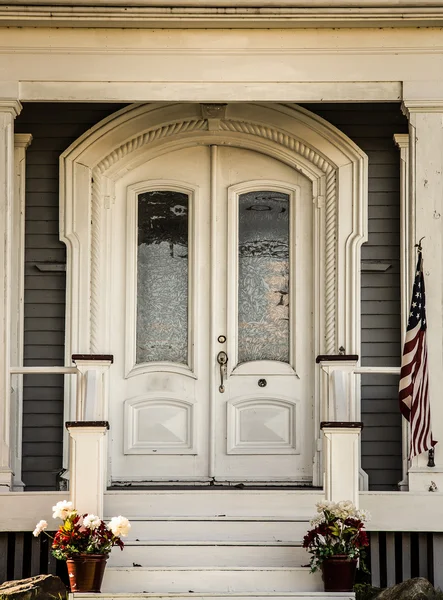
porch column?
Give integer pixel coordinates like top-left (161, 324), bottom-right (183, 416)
top-left (0, 101), bottom-right (22, 491)
top-left (402, 96), bottom-right (443, 491)
top-left (66, 354), bottom-right (113, 516)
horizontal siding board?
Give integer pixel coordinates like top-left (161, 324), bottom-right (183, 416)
top-left (23, 414), bottom-right (63, 427)
top-left (23, 400), bottom-right (64, 413)
top-left (22, 442), bottom-right (62, 456)
top-left (362, 441), bottom-right (402, 455)
top-left (24, 304), bottom-right (66, 318)
top-left (25, 317), bottom-right (65, 331)
top-left (25, 331), bottom-right (65, 345)
top-left (22, 427), bottom-right (63, 443)
top-left (24, 276), bottom-right (66, 291)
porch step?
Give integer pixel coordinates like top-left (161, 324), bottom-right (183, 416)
top-left (104, 490), bottom-right (323, 519)
top-left (124, 518), bottom-right (310, 543)
top-left (101, 567), bottom-right (323, 594)
top-left (73, 594), bottom-right (354, 600)
top-left (107, 542), bottom-right (309, 567)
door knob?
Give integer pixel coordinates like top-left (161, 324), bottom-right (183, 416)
top-left (217, 351), bottom-right (228, 393)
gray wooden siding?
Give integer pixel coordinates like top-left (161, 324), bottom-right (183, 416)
top-left (303, 103), bottom-right (407, 490)
top-left (16, 102), bottom-right (406, 491)
top-left (15, 104), bottom-right (126, 491)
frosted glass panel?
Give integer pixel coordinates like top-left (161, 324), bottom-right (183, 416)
top-left (137, 190), bottom-right (188, 364)
top-left (238, 191), bottom-right (290, 364)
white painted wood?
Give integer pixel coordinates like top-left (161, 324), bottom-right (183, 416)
top-left (0, 491), bottom-right (66, 529)
top-left (104, 490), bottom-right (324, 518)
top-left (67, 425), bottom-right (107, 517)
top-left (107, 544), bottom-right (309, 568)
top-left (72, 594), bottom-right (355, 600)
top-left (402, 102), bottom-right (443, 487)
top-left (122, 519), bottom-right (310, 542)
top-left (214, 153), bottom-right (312, 480)
top-left (0, 100), bottom-right (22, 491)
top-left (394, 132), bottom-right (412, 491)
top-left (322, 427), bottom-right (361, 507)
top-left (1, 28), bottom-right (443, 104)
top-left (10, 132), bottom-right (32, 491)
top-left (73, 358), bottom-right (112, 421)
top-left (101, 567), bottom-right (323, 594)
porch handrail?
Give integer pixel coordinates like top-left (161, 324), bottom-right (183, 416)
top-left (10, 366), bottom-right (79, 374)
top-left (354, 366), bottom-right (401, 375)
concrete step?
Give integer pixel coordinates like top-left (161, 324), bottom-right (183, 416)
top-left (73, 594), bottom-right (354, 600)
top-left (125, 518), bottom-right (309, 543)
top-left (101, 567), bottom-right (323, 594)
top-left (104, 490), bottom-right (323, 519)
top-left (108, 542), bottom-right (310, 568)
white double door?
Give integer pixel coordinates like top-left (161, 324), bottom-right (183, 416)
top-left (109, 143), bottom-right (314, 484)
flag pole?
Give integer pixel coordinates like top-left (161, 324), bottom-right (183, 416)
top-left (413, 237), bottom-right (435, 468)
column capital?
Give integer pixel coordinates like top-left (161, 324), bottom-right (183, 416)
top-left (394, 133), bottom-right (409, 149)
top-left (0, 101), bottom-right (22, 118)
top-left (14, 133), bottom-right (33, 150)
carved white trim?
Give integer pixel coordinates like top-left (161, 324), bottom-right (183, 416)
top-left (93, 116), bottom-right (338, 353)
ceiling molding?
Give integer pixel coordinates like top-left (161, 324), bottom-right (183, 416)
top-left (2, 5), bottom-right (443, 27)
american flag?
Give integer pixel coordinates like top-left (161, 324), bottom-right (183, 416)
top-left (399, 250), bottom-right (437, 459)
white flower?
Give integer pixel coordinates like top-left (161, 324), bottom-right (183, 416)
top-left (316, 500), bottom-right (336, 514)
top-left (108, 516), bottom-right (131, 537)
top-left (357, 508), bottom-right (371, 522)
top-left (33, 520), bottom-right (48, 537)
top-left (52, 500), bottom-right (75, 520)
top-left (83, 514), bottom-right (101, 530)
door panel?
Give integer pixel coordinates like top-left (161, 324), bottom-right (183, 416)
top-left (110, 145), bottom-right (211, 482)
top-left (109, 143), bottom-right (313, 484)
top-left (214, 146), bottom-right (313, 481)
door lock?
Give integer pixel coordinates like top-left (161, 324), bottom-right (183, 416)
top-left (217, 351), bottom-right (228, 393)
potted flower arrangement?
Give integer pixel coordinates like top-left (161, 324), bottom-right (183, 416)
top-left (302, 500), bottom-right (370, 592)
top-left (33, 500), bottom-right (131, 593)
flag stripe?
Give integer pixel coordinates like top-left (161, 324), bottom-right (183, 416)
top-left (399, 250), bottom-right (437, 460)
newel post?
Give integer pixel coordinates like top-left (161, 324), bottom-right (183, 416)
top-left (317, 355), bottom-right (362, 506)
top-left (66, 354), bottom-right (113, 516)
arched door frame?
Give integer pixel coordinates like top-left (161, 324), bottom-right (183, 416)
top-left (60, 102), bottom-right (368, 485)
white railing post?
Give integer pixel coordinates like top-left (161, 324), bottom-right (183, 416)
top-left (318, 355), bottom-right (362, 506)
top-left (66, 354), bottom-right (113, 516)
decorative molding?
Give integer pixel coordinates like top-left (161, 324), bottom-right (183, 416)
top-left (227, 397), bottom-right (298, 455)
top-left (90, 169), bottom-right (102, 353)
top-left (124, 396), bottom-right (195, 455)
top-left (2, 5), bottom-right (443, 28)
top-left (96, 116), bottom-right (338, 353)
top-left (96, 120), bottom-right (207, 174)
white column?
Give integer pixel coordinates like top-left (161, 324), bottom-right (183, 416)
top-left (394, 133), bottom-right (412, 490)
top-left (321, 423), bottom-right (362, 507)
top-left (0, 101), bottom-right (22, 491)
top-left (319, 358), bottom-right (359, 422)
top-left (10, 133), bottom-right (32, 491)
top-left (67, 423), bottom-right (108, 517)
top-left (402, 99), bottom-right (443, 491)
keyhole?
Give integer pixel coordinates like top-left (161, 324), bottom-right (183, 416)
top-left (258, 379), bottom-right (267, 388)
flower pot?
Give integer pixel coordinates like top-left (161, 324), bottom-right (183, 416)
top-left (321, 555), bottom-right (357, 592)
top-left (66, 553), bottom-right (109, 592)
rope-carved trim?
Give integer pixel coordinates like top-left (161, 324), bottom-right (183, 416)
top-left (91, 117), bottom-right (338, 353)
top-left (90, 169), bottom-right (102, 353)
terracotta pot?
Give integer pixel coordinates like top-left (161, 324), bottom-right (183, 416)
top-left (321, 554), bottom-right (357, 592)
top-left (66, 553), bottom-right (108, 592)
